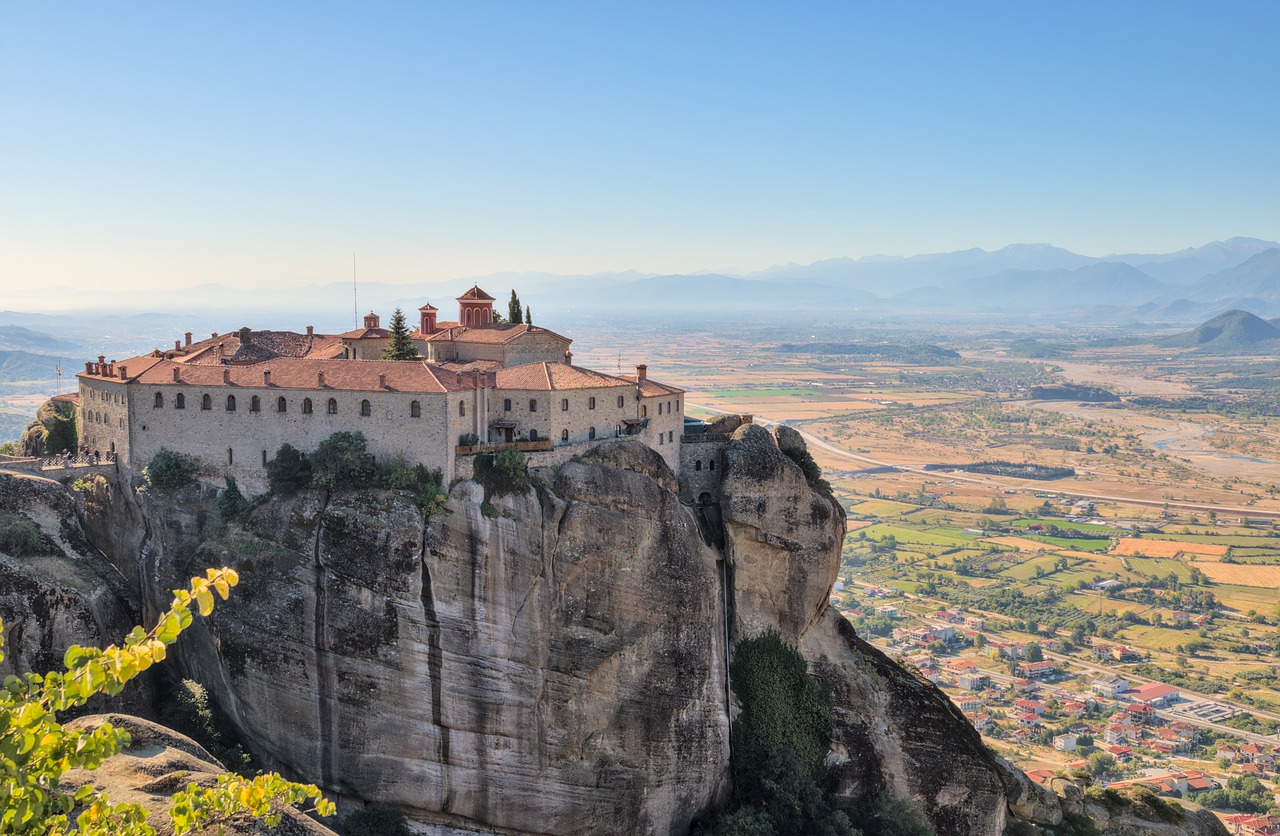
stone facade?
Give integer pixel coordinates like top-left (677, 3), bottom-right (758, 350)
top-left (75, 288), bottom-right (684, 492)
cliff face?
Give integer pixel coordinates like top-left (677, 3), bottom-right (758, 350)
top-left (56, 429), bottom-right (1228, 836)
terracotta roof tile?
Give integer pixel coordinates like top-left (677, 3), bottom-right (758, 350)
top-left (421, 323), bottom-right (571, 345)
top-left (494, 362), bottom-right (632, 391)
top-left (103, 358), bottom-right (475, 393)
top-left (338, 327), bottom-right (389, 340)
top-left (457, 285), bottom-right (495, 301)
top-left (175, 330), bottom-right (344, 365)
top-left (619, 375), bottom-right (686, 397)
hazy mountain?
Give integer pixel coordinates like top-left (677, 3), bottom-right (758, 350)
top-left (1119, 237), bottom-right (1280, 285)
top-left (1177, 249), bottom-right (1280, 304)
top-left (745, 243), bottom-right (1095, 294)
top-left (893, 262), bottom-right (1163, 311)
top-left (0, 326), bottom-right (79, 354)
top-left (560, 274), bottom-right (879, 313)
top-left (0, 350), bottom-right (73, 383)
top-left (1161, 309), bottom-right (1280, 354)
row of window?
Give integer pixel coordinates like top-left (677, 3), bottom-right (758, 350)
top-left (88, 389), bottom-right (124, 404)
top-left (497, 396), bottom-right (682, 413)
top-left (154, 392), bottom-right (431, 418)
top-left (692, 459), bottom-right (716, 471)
top-left (84, 411), bottom-right (124, 428)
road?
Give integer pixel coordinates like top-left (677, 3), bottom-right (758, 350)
top-left (689, 402), bottom-right (1280, 519)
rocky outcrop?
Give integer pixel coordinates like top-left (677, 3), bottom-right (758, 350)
top-left (63, 714), bottom-right (337, 835)
top-left (92, 442), bottom-right (729, 836)
top-left (60, 427), bottom-right (1227, 836)
top-left (20, 397), bottom-right (77, 457)
top-left (0, 471), bottom-right (147, 713)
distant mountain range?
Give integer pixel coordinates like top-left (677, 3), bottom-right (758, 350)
top-left (4, 237), bottom-right (1279, 326)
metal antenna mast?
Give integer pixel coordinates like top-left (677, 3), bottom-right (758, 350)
top-left (353, 253), bottom-right (358, 327)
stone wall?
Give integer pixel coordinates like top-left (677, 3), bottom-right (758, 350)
top-left (486, 385), bottom-right (634, 446)
top-left (78, 377), bottom-right (131, 460)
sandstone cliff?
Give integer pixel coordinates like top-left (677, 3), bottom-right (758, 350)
top-left (0, 426), bottom-right (1230, 836)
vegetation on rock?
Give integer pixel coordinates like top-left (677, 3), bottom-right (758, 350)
top-left (340, 803), bottom-right (411, 836)
top-left (473, 447), bottom-right (530, 498)
top-left (0, 567), bottom-right (333, 834)
top-left (0, 509), bottom-right (47, 556)
top-left (143, 449), bottom-right (200, 491)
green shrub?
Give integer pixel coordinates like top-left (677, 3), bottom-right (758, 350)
top-left (0, 510), bottom-right (45, 556)
top-left (144, 448), bottom-right (200, 490)
top-left (215, 476), bottom-right (250, 521)
top-left (155, 678), bottom-right (252, 773)
top-left (384, 455), bottom-right (447, 514)
top-left (265, 443), bottom-right (312, 494)
top-left (781, 445), bottom-right (832, 494)
top-left (842, 795), bottom-right (936, 836)
top-left (0, 440), bottom-right (18, 456)
top-left (472, 447), bottom-right (530, 497)
top-left (309, 431), bottom-right (377, 490)
top-left (458, 433), bottom-right (479, 447)
top-left (44, 404), bottom-right (78, 455)
top-left (342, 803), bottom-right (412, 836)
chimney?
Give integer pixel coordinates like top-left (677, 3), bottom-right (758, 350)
top-left (378, 373), bottom-right (387, 388)
top-left (263, 370), bottom-right (271, 385)
top-left (306, 325), bottom-right (314, 337)
top-left (223, 369), bottom-right (231, 384)
top-left (318, 371), bottom-right (325, 387)
top-left (184, 332), bottom-right (192, 346)
top-left (119, 365), bottom-right (127, 379)
top-left (173, 368), bottom-right (180, 383)
top-left (239, 326), bottom-right (252, 344)
top-left (211, 332), bottom-right (218, 339)
top-left (98, 355), bottom-right (106, 366)
top-left (636, 364), bottom-right (647, 381)
top-left (564, 350), bottom-right (573, 365)
top-left (175, 340), bottom-right (182, 350)
top-left (85, 362), bottom-right (93, 374)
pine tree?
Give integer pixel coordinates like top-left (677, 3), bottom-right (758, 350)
top-left (508, 290), bottom-right (523, 324)
top-left (381, 307), bottom-right (417, 360)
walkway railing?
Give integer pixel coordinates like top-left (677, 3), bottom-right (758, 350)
top-left (455, 440), bottom-right (555, 455)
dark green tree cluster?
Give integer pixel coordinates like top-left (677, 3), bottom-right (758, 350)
top-left (1190, 775), bottom-right (1275, 814)
top-left (145, 448), bottom-right (200, 490)
top-left (43, 402), bottom-right (78, 455)
top-left (0, 510), bottom-right (46, 556)
top-left (215, 476), bottom-right (250, 521)
top-left (381, 307), bottom-right (418, 360)
top-left (341, 803), bottom-right (412, 836)
top-left (695, 631), bottom-right (936, 836)
top-left (508, 290), bottom-right (524, 324)
top-left (265, 433), bottom-right (447, 512)
top-left (472, 447), bottom-right (530, 497)
top-left (156, 678), bottom-right (252, 772)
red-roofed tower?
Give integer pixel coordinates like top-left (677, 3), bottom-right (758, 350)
top-left (457, 285), bottom-right (495, 327)
top-left (419, 303), bottom-right (438, 334)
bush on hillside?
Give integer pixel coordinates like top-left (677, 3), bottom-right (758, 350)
top-left (0, 509), bottom-right (46, 556)
top-left (472, 447), bottom-right (530, 497)
top-left (156, 678), bottom-right (252, 773)
top-left (309, 431), bottom-right (378, 490)
top-left (144, 448), bottom-right (200, 490)
top-left (265, 443), bottom-right (312, 494)
top-left (342, 803), bottom-right (413, 836)
top-left (384, 455), bottom-right (447, 514)
top-left (215, 476), bottom-right (250, 521)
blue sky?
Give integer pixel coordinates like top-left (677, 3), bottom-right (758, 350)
top-left (2, 2), bottom-right (1277, 291)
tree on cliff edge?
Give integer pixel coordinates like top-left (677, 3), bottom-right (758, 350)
top-left (381, 307), bottom-right (417, 360)
top-left (508, 290), bottom-right (523, 324)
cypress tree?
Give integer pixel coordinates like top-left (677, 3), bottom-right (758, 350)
top-left (508, 290), bottom-right (523, 324)
top-left (525, 304), bottom-right (531, 326)
top-left (381, 307), bottom-right (417, 360)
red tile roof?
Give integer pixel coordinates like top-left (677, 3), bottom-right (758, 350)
top-left (338, 327), bottom-right (389, 340)
top-left (421, 323), bottom-right (571, 346)
top-left (93, 357), bottom-right (474, 393)
top-left (457, 285), bottom-right (495, 301)
top-left (619, 374), bottom-right (686, 397)
top-left (494, 362), bottom-right (633, 391)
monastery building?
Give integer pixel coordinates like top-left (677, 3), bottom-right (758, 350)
top-left (77, 287), bottom-right (685, 492)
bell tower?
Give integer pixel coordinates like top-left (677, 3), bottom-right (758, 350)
top-left (419, 303), bottom-right (438, 334)
top-left (456, 285), bottom-right (495, 327)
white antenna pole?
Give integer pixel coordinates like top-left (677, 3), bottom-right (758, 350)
top-left (353, 253), bottom-right (358, 327)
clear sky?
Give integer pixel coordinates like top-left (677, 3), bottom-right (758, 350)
top-left (2, 1), bottom-right (1277, 292)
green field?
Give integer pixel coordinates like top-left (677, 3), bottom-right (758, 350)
top-left (859, 524), bottom-right (975, 547)
top-left (1125, 557), bottom-right (1197, 582)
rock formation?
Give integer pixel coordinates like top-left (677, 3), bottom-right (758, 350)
top-left (0, 426), bottom-right (1230, 836)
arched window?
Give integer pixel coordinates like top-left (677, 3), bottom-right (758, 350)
top-left (675, 399), bottom-right (680, 411)
top-left (175, 393), bottom-right (185, 410)
top-left (503, 398), bottom-right (512, 412)
top-left (529, 399), bottom-right (537, 412)
top-left (709, 460), bottom-right (715, 471)
top-left (228, 447), bottom-right (234, 464)
top-left (250, 395), bottom-right (261, 412)
top-left (411, 400), bottom-right (421, 418)
top-left (667, 401), bottom-right (673, 413)
top-left (153, 392), bottom-right (163, 408)
top-left (529, 429), bottom-right (538, 441)
top-left (658, 434), bottom-right (663, 445)
top-left (617, 395), bottom-right (624, 408)
top-left (588, 397), bottom-right (596, 410)
top-left (561, 429), bottom-right (569, 441)
top-left (695, 460), bottom-right (702, 471)
top-left (327, 398), bottom-right (338, 414)
top-left (658, 402), bottom-right (663, 415)
top-left (277, 396), bottom-right (287, 413)
top-left (201, 394), bottom-right (212, 410)
top-left (262, 449), bottom-right (268, 466)
top-left (303, 398), bottom-right (313, 415)
top-left (361, 399), bottom-right (371, 416)
top-left (226, 395), bottom-right (236, 411)
top-left (641, 404), bottom-right (647, 417)
top-left (588, 426), bottom-right (596, 440)
top-left (459, 400), bottom-right (466, 417)
top-left (561, 398), bottom-right (569, 411)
